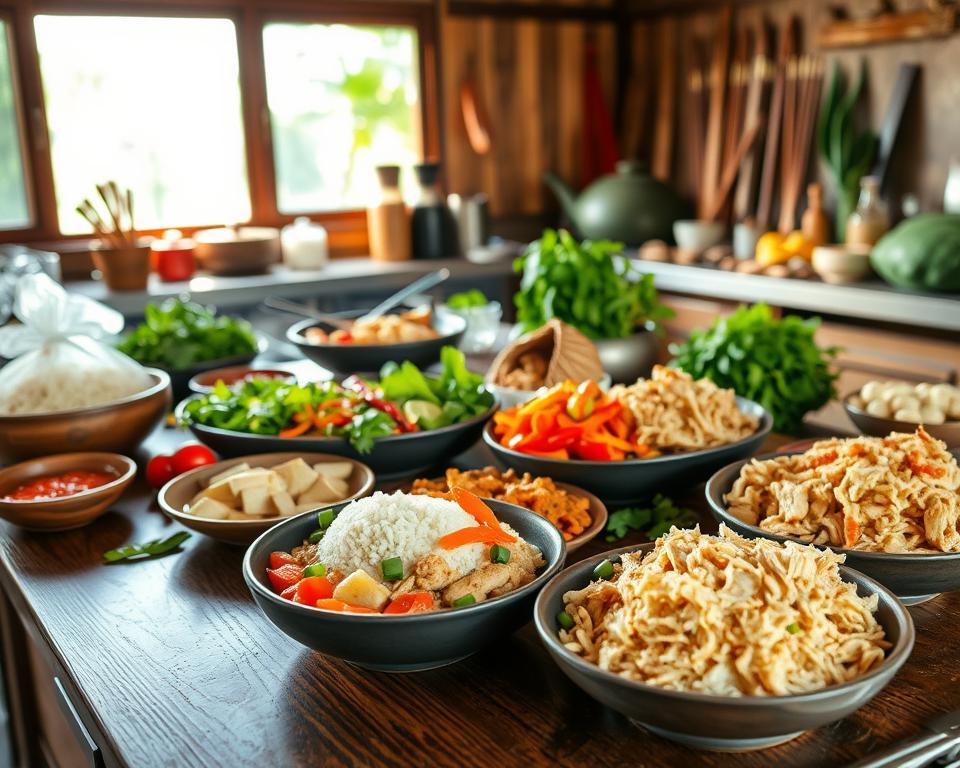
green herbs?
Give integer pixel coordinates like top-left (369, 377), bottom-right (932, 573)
top-left (819, 61), bottom-right (877, 242)
top-left (452, 594), bottom-right (476, 607)
top-left (514, 228), bottom-right (672, 339)
top-left (669, 303), bottom-right (839, 434)
top-left (103, 532), bottom-right (191, 563)
top-left (605, 495), bottom-right (699, 542)
top-left (592, 559), bottom-right (614, 581)
top-left (556, 610), bottom-right (575, 630)
top-left (381, 557), bottom-right (404, 581)
top-left (490, 544), bottom-right (511, 564)
top-left (446, 289), bottom-right (489, 309)
top-left (116, 299), bottom-right (258, 370)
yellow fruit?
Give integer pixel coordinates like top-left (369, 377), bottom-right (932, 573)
top-left (781, 230), bottom-right (814, 260)
top-left (755, 231), bottom-right (789, 267)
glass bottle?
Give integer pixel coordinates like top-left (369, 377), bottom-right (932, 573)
top-left (367, 165), bottom-right (410, 262)
top-left (846, 176), bottom-right (890, 247)
top-left (410, 162), bottom-right (458, 260)
top-left (801, 183), bottom-right (830, 246)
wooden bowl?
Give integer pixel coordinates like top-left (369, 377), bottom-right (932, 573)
top-left (193, 227), bottom-right (281, 276)
top-left (0, 453), bottom-right (136, 531)
top-left (157, 452), bottom-right (375, 545)
top-left (0, 370), bottom-right (172, 462)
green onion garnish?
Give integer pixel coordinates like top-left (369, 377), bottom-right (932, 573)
top-left (381, 557), bottom-right (403, 581)
top-left (317, 508), bottom-right (335, 528)
top-left (786, 622), bottom-right (801, 634)
top-left (557, 610), bottom-right (575, 630)
top-left (307, 529), bottom-right (325, 544)
top-left (490, 544), bottom-right (511, 564)
top-left (452, 594), bottom-right (476, 608)
top-left (592, 559), bottom-right (614, 581)
top-left (303, 563), bottom-right (327, 578)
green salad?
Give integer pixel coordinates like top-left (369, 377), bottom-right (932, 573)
top-left (180, 347), bottom-right (494, 453)
top-left (117, 299), bottom-right (258, 369)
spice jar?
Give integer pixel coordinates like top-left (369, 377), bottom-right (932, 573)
top-left (281, 217), bottom-right (328, 270)
top-left (846, 176), bottom-right (890, 248)
top-left (150, 230), bottom-right (195, 282)
top-left (367, 165), bottom-right (410, 262)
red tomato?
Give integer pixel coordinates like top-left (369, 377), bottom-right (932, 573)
top-left (146, 455), bottom-right (175, 489)
top-left (269, 551), bottom-right (298, 570)
top-left (383, 591), bottom-right (434, 614)
top-left (297, 576), bottom-right (334, 604)
top-left (266, 564), bottom-right (303, 593)
top-left (280, 584), bottom-right (301, 602)
top-left (170, 444), bottom-right (217, 476)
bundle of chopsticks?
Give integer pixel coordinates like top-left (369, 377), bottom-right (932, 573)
top-left (76, 181), bottom-right (137, 249)
top-left (777, 55), bottom-right (824, 232)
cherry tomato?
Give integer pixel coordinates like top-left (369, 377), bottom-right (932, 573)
top-left (269, 551), bottom-right (298, 570)
top-left (170, 443), bottom-right (217, 476)
top-left (146, 455), bottom-right (175, 489)
top-left (296, 576), bottom-right (334, 604)
top-left (266, 564), bottom-right (303, 593)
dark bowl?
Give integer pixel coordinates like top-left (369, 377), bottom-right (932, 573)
top-left (706, 452), bottom-right (960, 604)
top-left (535, 544), bottom-right (914, 751)
top-left (483, 397), bottom-right (772, 505)
top-left (152, 334), bottom-right (267, 400)
top-left (286, 310), bottom-right (466, 374)
top-left (178, 398), bottom-right (498, 480)
top-left (843, 391), bottom-right (960, 448)
top-left (187, 365), bottom-right (295, 396)
top-left (244, 498), bottom-right (567, 672)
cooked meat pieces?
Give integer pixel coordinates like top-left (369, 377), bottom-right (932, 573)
top-left (442, 538), bottom-right (545, 605)
top-left (390, 554), bottom-right (461, 599)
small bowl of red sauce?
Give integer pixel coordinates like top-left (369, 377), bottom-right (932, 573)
top-left (0, 453), bottom-right (136, 531)
top-left (188, 366), bottom-right (295, 396)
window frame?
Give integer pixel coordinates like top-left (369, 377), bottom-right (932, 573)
top-left (0, 0), bottom-right (440, 257)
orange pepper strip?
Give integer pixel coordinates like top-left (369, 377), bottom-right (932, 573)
top-left (314, 599), bottom-right (378, 614)
top-left (610, 416), bottom-right (629, 440)
top-left (452, 487), bottom-right (504, 530)
top-left (279, 420), bottom-right (312, 438)
top-left (516, 385), bottom-right (572, 417)
top-left (587, 431), bottom-right (637, 453)
top-left (438, 525), bottom-right (516, 549)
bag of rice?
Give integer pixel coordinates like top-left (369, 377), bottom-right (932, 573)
top-left (0, 273), bottom-right (153, 415)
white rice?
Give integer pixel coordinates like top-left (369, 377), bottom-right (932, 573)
top-left (315, 491), bottom-right (486, 580)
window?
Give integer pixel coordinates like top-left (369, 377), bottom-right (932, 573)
top-left (262, 22), bottom-right (421, 213)
top-left (0, 19), bottom-right (30, 230)
top-left (33, 15), bottom-right (251, 234)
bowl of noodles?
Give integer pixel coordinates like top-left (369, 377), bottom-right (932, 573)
top-left (706, 428), bottom-right (960, 604)
top-left (534, 527), bottom-right (914, 751)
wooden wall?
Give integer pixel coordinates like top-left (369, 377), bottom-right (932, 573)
top-left (439, 3), bottom-right (618, 218)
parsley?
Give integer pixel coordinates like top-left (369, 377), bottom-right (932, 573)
top-left (605, 495), bottom-right (699, 542)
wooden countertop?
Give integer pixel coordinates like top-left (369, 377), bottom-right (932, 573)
top-left (2, 425), bottom-right (960, 768)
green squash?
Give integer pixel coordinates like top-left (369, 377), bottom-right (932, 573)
top-left (870, 213), bottom-right (960, 292)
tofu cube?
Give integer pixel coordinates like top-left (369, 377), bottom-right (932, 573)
top-left (314, 461), bottom-right (353, 481)
top-left (297, 476), bottom-right (341, 505)
top-left (326, 478), bottom-right (349, 500)
top-left (270, 491), bottom-right (296, 517)
top-left (206, 462), bottom-right (251, 487)
top-left (228, 469), bottom-right (283, 496)
top-left (273, 458), bottom-right (318, 497)
top-left (195, 476), bottom-right (238, 505)
top-left (240, 485), bottom-right (272, 517)
top-left (332, 569), bottom-right (391, 610)
top-left (189, 497), bottom-right (234, 520)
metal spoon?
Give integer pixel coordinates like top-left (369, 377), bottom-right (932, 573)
top-left (355, 268), bottom-right (450, 324)
top-left (848, 711), bottom-right (960, 768)
top-left (262, 297), bottom-right (354, 331)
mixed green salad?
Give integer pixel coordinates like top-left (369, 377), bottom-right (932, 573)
top-left (117, 299), bottom-right (259, 370)
top-left (180, 347), bottom-right (495, 453)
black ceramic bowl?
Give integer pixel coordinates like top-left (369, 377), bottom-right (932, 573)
top-left (155, 334), bottom-right (268, 400)
top-left (244, 498), bottom-right (566, 672)
top-left (287, 310), bottom-right (466, 374)
top-left (178, 398), bottom-right (497, 480)
top-left (483, 397), bottom-right (771, 505)
top-left (843, 391), bottom-right (960, 448)
top-left (706, 452), bottom-right (960, 604)
top-left (535, 544), bottom-right (914, 751)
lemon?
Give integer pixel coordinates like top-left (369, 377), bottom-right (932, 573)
top-left (403, 399), bottom-right (444, 425)
top-left (781, 230), bottom-right (813, 260)
top-left (755, 231), bottom-right (789, 267)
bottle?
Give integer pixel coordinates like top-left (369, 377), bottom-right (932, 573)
top-left (281, 217), bottom-right (328, 270)
top-left (410, 162), bottom-right (458, 260)
top-left (367, 165), bottom-right (410, 262)
top-left (801, 183), bottom-right (830, 246)
top-left (846, 176), bottom-right (890, 248)
top-left (945, 158), bottom-right (960, 214)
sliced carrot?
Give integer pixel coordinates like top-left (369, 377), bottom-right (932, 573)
top-left (610, 416), bottom-right (629, 440)
top-left (844, 516), bottom-right (860, 548)
top-left (437, 525), bottom-right (516, 550)
top-left (453, 487), bottom-right (503, 529)
top-left (517, 385), bottom-right (571, 417)
top-left (314, 599), bottom-right (377, 614)
top-left (279, 420), bottom-right (312, 438)
top-left (586, 431), bottom-right (636, 453)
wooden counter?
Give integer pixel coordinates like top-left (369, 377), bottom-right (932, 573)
top-left (3, 421), bottom-right (960, 768)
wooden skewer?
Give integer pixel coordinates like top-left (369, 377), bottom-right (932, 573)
top-left (699, 6), bottom-right (731, 220)
top-left (704, 116), bottom-right (764, 222)
top-left (756, 17), bottom-right (796, 229)
top-left (96, 182), bottom-right (127, 246)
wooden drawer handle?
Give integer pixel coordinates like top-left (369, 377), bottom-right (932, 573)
top-left (53, 676), bottom-right (103, 768)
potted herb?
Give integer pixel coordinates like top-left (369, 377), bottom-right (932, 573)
top-left (513, 229), bottom-right (673, 383)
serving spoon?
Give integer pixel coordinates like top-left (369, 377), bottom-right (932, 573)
top-left (262, 297), bottom-right (354, 332)
top-left (848, 710), bottom-right (960, 767)
top-left (355, 268), bottom-right (450, 324)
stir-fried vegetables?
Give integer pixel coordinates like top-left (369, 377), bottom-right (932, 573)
top-left (181, 347), bottom-right (494, 454)
top-left (491, 380), bottom-right (660, 461)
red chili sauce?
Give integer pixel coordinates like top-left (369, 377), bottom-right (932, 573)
top-left (3, 470), bottom-right (117, 501)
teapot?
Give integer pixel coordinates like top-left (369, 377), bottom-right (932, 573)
top-left (543, 161), bottom-right (689, 245)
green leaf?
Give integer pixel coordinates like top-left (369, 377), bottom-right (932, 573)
top-left (103, 532), bottom-right (191, 563)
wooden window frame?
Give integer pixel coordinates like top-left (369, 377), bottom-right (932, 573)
top-left (0, 0), bottom-right (440, 258)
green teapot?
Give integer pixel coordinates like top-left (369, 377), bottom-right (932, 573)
top-left (543, 161), bottom-right (689, 245)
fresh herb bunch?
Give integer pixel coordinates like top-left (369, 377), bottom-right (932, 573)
top-left (669, 303), bottom-right (839, 434)
top-left (514, 228), bottom-right (673, 339)
top-left (446, 289), bottom-right (489, 309)
top-left (605, 495), bottom-right (698, 542)
top-left (116, 299), bottom-right (258, 370)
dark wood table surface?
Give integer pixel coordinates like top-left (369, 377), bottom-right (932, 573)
top-left (3, 423), bottom-right (960, 768)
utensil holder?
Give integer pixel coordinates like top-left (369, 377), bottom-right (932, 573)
top-left (92, 242), bottom-right (150, 291)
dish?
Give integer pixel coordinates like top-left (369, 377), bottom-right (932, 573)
top-left (287, 309), bottom-right (465, 373)
top-left (244, 496), bottom-right (566, 671)
top-left (192, 226), bottom-right (281, 276)
top-left (534, 540), bottom-right (913, 751)
top-left (0, 453), bottom-right (136, 531)
top-left (849, 381), bottom-right (960, 425)
top-left (0, 369), bottom-right (171, 462)
top-left (408, 467), bottom-right (608, 550)
top-left (304, 307), bottom-right (439, 345)
top-left (844, 385), bottom-right (960, 447)
top-left (187, 366), bottom-right (295, 395)
top-left (487, 374), bottom-right (612, 411)
top-left (158, 453), bottom-right (374, 545)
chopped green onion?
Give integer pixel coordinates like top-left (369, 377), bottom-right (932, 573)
top-left (381, 557), bottom-right (404, 581)
top-left (307, 529), bottom-right (325, 544)
top-left (592, 559), bottom-right (614, 581)
top-left (786, 622), bottom-right (801, 635)
top-left (452, 594), bottom-right (476, 608)
top-left (556, 610), bottom-right (575, 630)
top-left (490, 544), bottom-right (511, 564)
top-left (317, 508), bottom-right (335, 528)
top-left (303, 563), bottom-right (327, 578)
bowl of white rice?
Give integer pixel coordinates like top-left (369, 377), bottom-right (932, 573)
top-left (244, 491), bottom-right (566, 672)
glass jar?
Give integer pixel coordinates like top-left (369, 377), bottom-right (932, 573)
top-left (846, 176), bottom-right (890, 247)
top-left (438, 301), bottom-right (502, 353)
